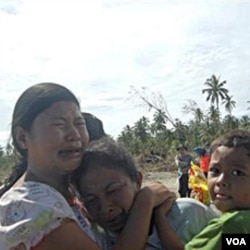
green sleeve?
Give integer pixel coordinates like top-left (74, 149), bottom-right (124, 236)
top-left (185, 219), bottom-right (222, 250)
top-left (220, 211), bottom-right (250, 233)
top-left (185, 211), bottom-right (250, 250)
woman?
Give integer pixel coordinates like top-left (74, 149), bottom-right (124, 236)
top-left (0, 82), bottom-right (169, 250)
top-left (0, 112), bottom-right (105, 197)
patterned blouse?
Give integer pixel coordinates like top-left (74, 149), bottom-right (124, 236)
top-left (0, 182), bottom-right (108, 250)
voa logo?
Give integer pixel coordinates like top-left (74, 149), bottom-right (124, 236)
top-left (226, 238), bottom-right (246, 246)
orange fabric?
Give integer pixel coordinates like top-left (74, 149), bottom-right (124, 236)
top-left (199, 154), bottom-right (209, 173)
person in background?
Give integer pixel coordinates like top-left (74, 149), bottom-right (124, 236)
top-left (73, 137), bottom-right (217, 250)
top-left (193, 147), bottom-right (210, 177)
top-left (175, 145), bottom-right (192, 197)
top-left (0, 82), bottom-right (172, 250)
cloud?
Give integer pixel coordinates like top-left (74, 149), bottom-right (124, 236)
top-left (0, 0), bottom-right (21, 15)
top-left (0, 0), bottom-right (250, 144)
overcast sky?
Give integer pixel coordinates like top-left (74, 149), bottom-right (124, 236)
top-left (0, 0), bottom-right (250, 146)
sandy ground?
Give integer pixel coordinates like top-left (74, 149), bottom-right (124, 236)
top-left (142, 171), bottom-right (179, 193)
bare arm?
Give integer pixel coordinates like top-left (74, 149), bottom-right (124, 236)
top-left (112, 183), bottom-right (170, 250)
top-left (34, 220), bottom-right (100, 250)
top-left (34, 183), bottom-right (169, 250)
top-left (154, 194), bottom-right (184, 250)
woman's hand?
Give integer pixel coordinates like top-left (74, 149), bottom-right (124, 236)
top-left (154, 191), bottom-right (177, 217)
top-left (153, 193), bottom-right (184, 250)
top-left (138, 182), bottom-right (173, 208)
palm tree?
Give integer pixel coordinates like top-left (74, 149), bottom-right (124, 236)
top-left (133, 116), bottom-right (150, 142)
top-left (194, 108), bottom-right (204, 123)
top-left (202, 75), bottom-right (229, 111)
top-left (117, 125), bottom-right (134, 148)
top-left (207, 105), bottom-right (220, 122)
top-left (182, 100), bottom-right (204, 123)
top-left (173, 119), bottom-right (189, 144)
top-left (239, 116), bottom-right (250, 128)
top-left (222, 95), bottom-right (236, 115)
top-left (206, 105), bottom-right (222, 136)
top-left (151, 110), bottom-right (167, 135)
top-left (222, 115), bottom-right (239, 131)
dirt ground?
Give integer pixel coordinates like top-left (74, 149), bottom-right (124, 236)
top-left (142, 171), bottom-right (179, 193)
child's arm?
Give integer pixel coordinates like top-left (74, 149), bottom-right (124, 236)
top-left (154, 194), bottom-right (184, 250)
top-left (112, 183), bottom-right (172, 250)
top-left (30, 184), bottom-right (176, 250)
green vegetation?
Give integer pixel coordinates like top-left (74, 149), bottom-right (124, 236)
top-left (0, 143), bottom-right (17, 184)
top-left (118, 75), bottom-right (250, 170)
top-left (0, 75), bottom-right (250, 182)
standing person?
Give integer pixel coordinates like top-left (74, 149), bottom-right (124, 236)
top-left (175, 145), bottom-right (192, 197)
top-left (193, 147), bottom-right (210, 177)
top-left (0, 82), bottom-right (171, 250)
top-left (72, 137), bottom-right (217, 249)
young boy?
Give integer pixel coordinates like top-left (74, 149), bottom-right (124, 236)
top-left (72, 137), bottom-right (217, 249)
top-left (145, 129), bottom-right (250, 249)
top-left (185, 129), bottom-right (250, 249)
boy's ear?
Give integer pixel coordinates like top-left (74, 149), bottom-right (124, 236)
top-left (136, 171), bottom-right (143, 188)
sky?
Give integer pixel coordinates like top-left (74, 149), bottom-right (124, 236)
top-left (0, 0), bottom-right (250, 146)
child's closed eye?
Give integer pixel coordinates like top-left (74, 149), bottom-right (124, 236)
top-left (84, 196), bottom-right (98, 207)
top-left (107, 188), bottom-right (117, 194)
top-left (106, 184), bottom-right (123, 195)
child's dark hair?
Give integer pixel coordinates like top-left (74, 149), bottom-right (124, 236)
top-left (72, 137), bottom-right (138, 193)
top-left (82, 112), bottom-right (106, 141)
top-left (210, 129), bottom-right (250, 155)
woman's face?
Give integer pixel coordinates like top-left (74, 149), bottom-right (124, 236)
top-left (24, 101), bottom-right (89, 175)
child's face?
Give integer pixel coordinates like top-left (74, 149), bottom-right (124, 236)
top-left (208, 145), bottom-right (250, 212)
top-left (78, 167), bottom-right (141, 233)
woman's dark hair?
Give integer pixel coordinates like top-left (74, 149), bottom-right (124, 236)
top-left (1, 82), bottom-right (80, 196)
top-left (82, 112), bottom-right (106, 142)
top-left (72, 137), bottom-right (138, 194)
top-left (12, 82), bottom-right (80, 157)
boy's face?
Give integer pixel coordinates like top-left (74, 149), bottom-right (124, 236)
top-left (208, 145), bottom-right (250, 212)
top-left (79, 167), bottom-right (142, 233)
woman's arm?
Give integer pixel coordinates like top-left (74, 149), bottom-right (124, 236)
top-left (34, 221), bottom-right (100, 250)
top-left (34, 183), bottom-right (170, 250)
top-left (112, 183), bottom-right (170, 250)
